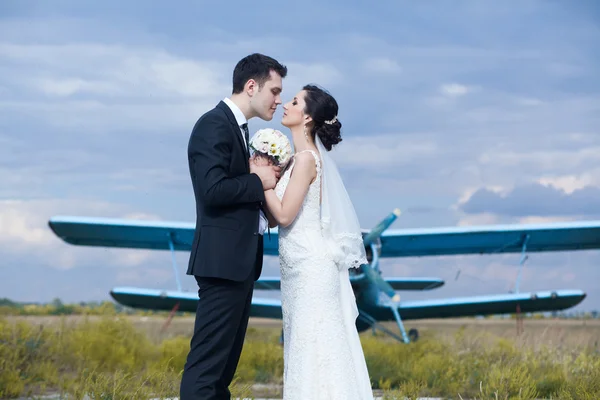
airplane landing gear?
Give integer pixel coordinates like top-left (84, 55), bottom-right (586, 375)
top-left (408, 328), bottom-right (419, 342)
top-left (279, 328), bottom-right (284, 345)
top-left (388, 304), bottom-right (410, 343)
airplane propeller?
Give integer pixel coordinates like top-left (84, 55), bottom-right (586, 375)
top-left (361, 208), bottom-right (402, 301)
top-left (363, 208), bottom-right (402, 248)
top-left (359, 208), bottom-right (411, 342)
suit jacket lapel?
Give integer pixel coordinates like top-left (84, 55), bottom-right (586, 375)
top-left (217, 101), bottom-right (249, 170)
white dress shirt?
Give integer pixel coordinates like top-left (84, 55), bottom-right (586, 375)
top-left (223, 97), bottom-right (268, 235)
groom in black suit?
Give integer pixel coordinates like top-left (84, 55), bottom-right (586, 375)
top-left (180, 54), bottom-right (287, 400)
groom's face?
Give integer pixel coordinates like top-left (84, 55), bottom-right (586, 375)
top-left (250, 70), bottom-right (283, 121)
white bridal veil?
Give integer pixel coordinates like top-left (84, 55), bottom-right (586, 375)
top-left (315, 134), bottom-right (368, 272)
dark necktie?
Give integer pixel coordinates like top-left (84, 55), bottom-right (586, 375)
top-left (241, 123), bottom-right (250, 156)
top-left (242, 122), bottom-right (264, 231)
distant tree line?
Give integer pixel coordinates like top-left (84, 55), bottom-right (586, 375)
top-left (0, 297), bottom-right (598, 319)
top-left (0, 298), bottom-right (193, 317)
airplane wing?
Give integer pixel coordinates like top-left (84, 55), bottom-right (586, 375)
top-left (379, 220), bottom-right (600, 257)
top-left (367, 290), bottom-right (586, 321)
top-left (109, 287), bottom-right (282, 319)
top-left (110, 287), bottom-right (584, 324)
top-left (48, 216), bottom-right (600, 258)
top-left (384, 278), bottom-right (444, 290)
top-left (48, 217), bottom-right (196, 251)
top-left (47, 216), bottom-right (280, 253)
top-left (254, 277), bottom-right (281, 290)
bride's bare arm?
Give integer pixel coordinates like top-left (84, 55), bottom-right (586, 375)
top-left (263, 206), bottom-right (278, 229)
top-left (264, 153), bottom-right (316, 228)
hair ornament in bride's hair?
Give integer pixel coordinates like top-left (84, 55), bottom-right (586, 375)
top-left (324, 116), bottom-right (337, 125)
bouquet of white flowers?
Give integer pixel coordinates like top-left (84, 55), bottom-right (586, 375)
top-left (249, 128), bottom-right (293, 167)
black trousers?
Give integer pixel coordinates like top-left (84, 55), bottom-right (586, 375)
top-left (179, 272), bottom-right (255, 400)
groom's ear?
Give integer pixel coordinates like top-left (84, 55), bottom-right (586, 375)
top-left (245, 79), bottom-right (257, 96)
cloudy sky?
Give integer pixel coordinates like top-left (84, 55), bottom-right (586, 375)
top-left (1, 1), bottom-right (599, 312)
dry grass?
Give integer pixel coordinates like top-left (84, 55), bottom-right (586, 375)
top-left (1, 315), bottom-right (599, 399)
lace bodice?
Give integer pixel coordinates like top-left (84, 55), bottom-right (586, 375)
top-left (275, 149), bottom-right (322, 235)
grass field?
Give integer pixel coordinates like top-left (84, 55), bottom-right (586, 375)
top-left (1, 315), bottom-right (599, 399)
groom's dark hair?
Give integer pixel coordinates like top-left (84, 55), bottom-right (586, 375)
top-left (232, 53), bottom-right (287, 94)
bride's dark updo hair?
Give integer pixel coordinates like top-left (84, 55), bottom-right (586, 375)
top-left (302, 84), bottom-right (342, 151)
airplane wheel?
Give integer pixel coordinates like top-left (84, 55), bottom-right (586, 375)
top-left (408, 328), bottom-right (419, 342)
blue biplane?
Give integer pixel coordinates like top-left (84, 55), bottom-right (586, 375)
top-left (47, 210), bottom-right (599, 343)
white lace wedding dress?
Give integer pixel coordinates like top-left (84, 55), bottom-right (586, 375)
top-left (274, 150), bottom-right (374, 400)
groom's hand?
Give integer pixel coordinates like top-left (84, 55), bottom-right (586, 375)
top-left (250, 163), bottom-right (279, 190)
top-left (250, 154), bottom-right (268, 166)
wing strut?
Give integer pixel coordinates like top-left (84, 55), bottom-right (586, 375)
top-left (357, 308), bottom-right (405, 342)
top-left (513, 234), bottom-right (530, 336)
top-left (163, 232), bottom-right (183, 332)
top-left (514, 234), bottom-right (530, 294)
top-left (168, 232), bottom-right (182, 292)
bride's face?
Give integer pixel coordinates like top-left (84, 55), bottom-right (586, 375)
top-left (281, 90), bottom-right (311, 128)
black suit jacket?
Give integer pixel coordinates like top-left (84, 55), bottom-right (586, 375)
top-left (186, 101), bottom-right (265, 282)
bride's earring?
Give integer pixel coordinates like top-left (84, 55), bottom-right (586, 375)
top-left (304, 125), bottom-right (309, 142)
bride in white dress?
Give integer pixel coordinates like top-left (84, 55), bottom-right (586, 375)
top-left (258, 85), bottom-right (374, 400)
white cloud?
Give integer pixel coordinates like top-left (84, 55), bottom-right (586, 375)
top-left (478, 146), bottom-right (600, 171)
top-left (363, 58), bottom-right (402, 74)
top-left (1, 98), bottom-right (214, 133)
top-left (440, 83), bottom-right (471, 97)
top-left (456, 212), bottom-right (500, 226)
top-left (36, 77), bottom-right (123, 97)
top-left (457, 181), bottom-right (600, 219)
top-left (0, 42), bottom-right (228, 133)
top-left (0, 199), bottom-right (165, 271)
top-left (1, 1), bottom-right (599, 307)
top-left (119, 251), bottom-right (157, 268)
top-left (546, 62), bottom-right (586, 78)
top-left (115, 267), bottom-right (174, 286)
top-left (121, 212), bottom-right (163, 221)
top-left (515, 97), bottom-right (545, 107)
top-left (0, 42), bottom-right (227, 100)
top-left (283, 62), bottom-right (343, 92)
top-left (538, 174), bottom-right (598, 194)
top-left (0, 201), bottom-right (55, 246)
top-left (516, 216), bottom-right (578, 224)
top-left (332, 133), bottom-right (440, 168)
top-left (424, 83), bottom-right (479, 107)
top-left (0, 42), bottom-right (349, 133)
top-left (455, 186), bottom-right (507, 208)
